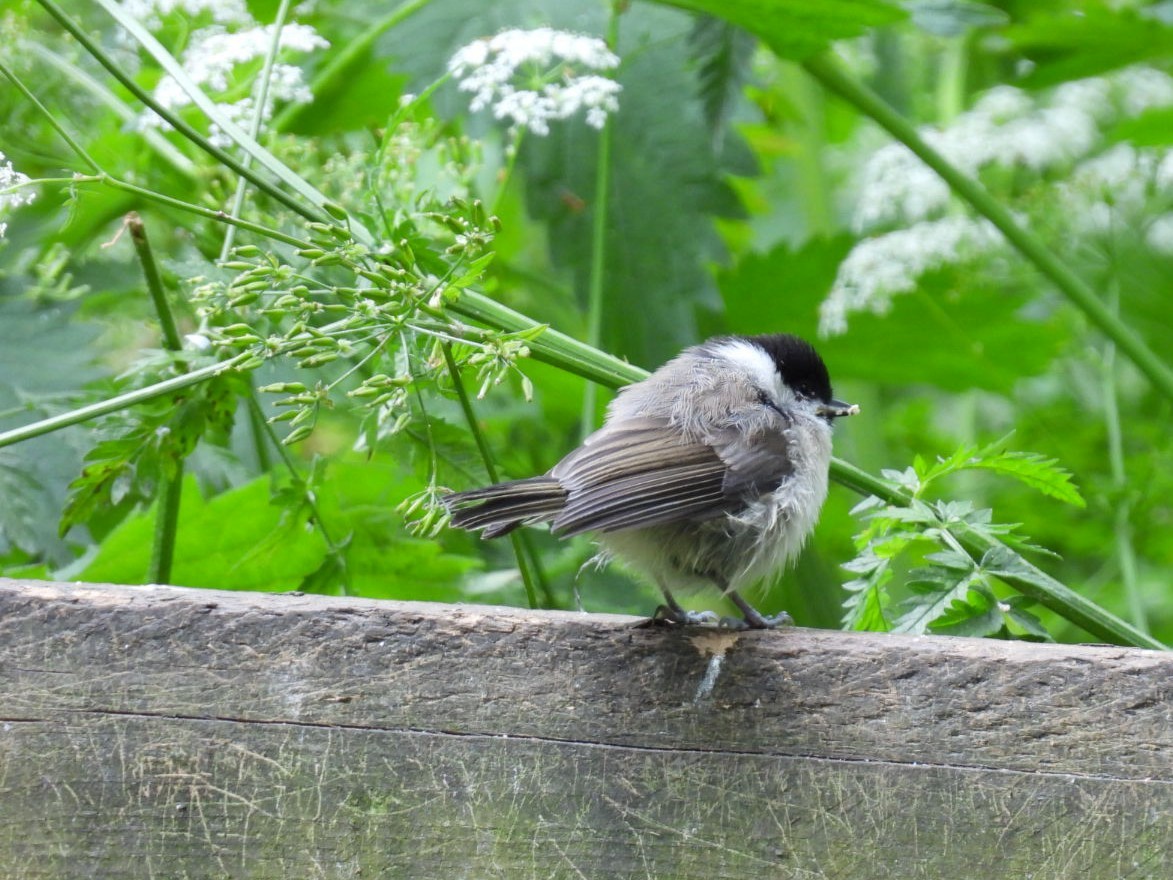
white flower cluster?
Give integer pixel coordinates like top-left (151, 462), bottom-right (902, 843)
top-left (0, 151), bottom-right (36, 239)
top-left (135, 19), bottom-right (327, 147)
top-left (821, 65), bottom-right (1173, 335)
top-left (120, 0), bottom-right (252, 28)
top-left (819, 216), bottom-right (1002, 335)
top-left (448, 28), bottom-right (621, 135)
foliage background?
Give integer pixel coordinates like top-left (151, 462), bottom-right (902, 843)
top-left (1, 0), bottom-right (1170, 647)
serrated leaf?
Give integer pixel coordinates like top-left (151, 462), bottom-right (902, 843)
top-left (689, 15), bottom-right (757, 139)
top-left (923, 548), bottom-right (974, 571)
top-left (841, 569), bottom-right (891, 632)
top-left (892, 568), bottom-right (984, 634)
top-left (906, 0), bottom-right (1009, 38)
top-left (654, 0), bottom-right (905, 60)
top-left (969, 452), bottom-right (1086, 508)
top-left (1003, 599), bottom-right (1054, 642)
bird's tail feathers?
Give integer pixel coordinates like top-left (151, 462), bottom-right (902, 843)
top-left (445, 477), bottom-right (567, 538)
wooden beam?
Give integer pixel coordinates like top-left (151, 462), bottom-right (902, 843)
top-left (0, 578), bottom-right (1169, 878)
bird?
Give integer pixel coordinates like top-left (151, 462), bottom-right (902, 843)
top-left (445, 333), bottom-right (858, 629)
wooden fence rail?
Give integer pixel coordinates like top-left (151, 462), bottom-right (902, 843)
top-left (0, 577), bottom-right (1169, 879)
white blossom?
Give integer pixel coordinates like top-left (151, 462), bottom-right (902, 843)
top-left (819, 217), bottom-right (1003, 336)
top-left (1146, 214), bottom-right (1173, 255)
top-left (448, 28), bottom-right (621, 135)
top-left (119, 0), bottom-right (252, 27)
top-left (137, 23), bottom-right (327, 137)
top-left (831, 65), bottom-right (1173, 335)
top-left (0, 151), bottom-right (36, 239)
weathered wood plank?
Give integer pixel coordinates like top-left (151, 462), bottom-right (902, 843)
top-left (0, 578), bottom-right (1170, 879)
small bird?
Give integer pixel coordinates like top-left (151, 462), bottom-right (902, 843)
top-left (445, 334), bottom-right (858, 629)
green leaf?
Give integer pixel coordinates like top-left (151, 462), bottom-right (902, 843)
top-left (76, 476), bottom-right (329, 590)
top-left (968, 451), bottom-right (1086, 508)
top-left (917, 438), bottom-right (1086, 508)
top-left (1006, 7), bottom-right (1173, 88)
top-left (718, 240), bottom-right (1070, 392)
top-left (688, 16), bottom-right (757, 137)
top-left (651, 0), bottom-right (905, 60)
top-left (892, 568), bottom-right (984, 634)
top-left (906, 0), bottom-right (1009, 37)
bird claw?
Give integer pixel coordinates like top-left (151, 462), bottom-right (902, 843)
top-left (643, 604), bottom-right (721, 628)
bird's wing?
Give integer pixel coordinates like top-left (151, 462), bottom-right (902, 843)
top-left (549, 416), bottom-right (792, 536)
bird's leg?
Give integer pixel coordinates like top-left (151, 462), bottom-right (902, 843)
top-left (645, 588), bottom-right (720, 627)
top-left (725, 589), bottom-right (794, 631)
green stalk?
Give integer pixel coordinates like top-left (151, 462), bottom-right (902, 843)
top-left (245, 398), bottom-right (350, 595)
top-left (580, 4), bottom-right (621, 437)
top-left (439, 344), bottom-right (551, 610)
top-left (35, 0), bottom-right (330, 225)
top-left (801, 53), bottom-right (1173, 403)
top-left (273, 0), bottom-right (435, 132)
top-left (1101, 297), bottom-right (1146, 633)
top-left (0, 59), bottom-right (100, 173)
top-left (25, 45), bottom-right (198, 178)
top-left (220, 0), bottom-right (296, 260)
top-left (127, 214), bottom-right (184, 584)
top-left (0, 355), bottom-right (251, 450)
top-left (129, 214), bottom-right (183, 352)
top-left (831, 458), bottom-right (1165, 651)
top-left (149, 473), bottom-right (183, 585)
top-left (452, 292), bottom-right (643, 388)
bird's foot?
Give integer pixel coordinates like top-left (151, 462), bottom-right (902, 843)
top-left (641, 604), bottom-right (721, 628)
top-left (636, 588), bottom-right (721, 627)
top-left (719, 610), bottom-right (794, 631)
top-left (727, 589), bottom-right (794, 630)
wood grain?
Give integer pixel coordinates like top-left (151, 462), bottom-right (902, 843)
top-left (0, 578), bottom-right (1169, 879)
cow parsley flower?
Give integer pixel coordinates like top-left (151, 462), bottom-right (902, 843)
top-left (820, 217), bottom-right (1003, 336)
top-left (137, 23), bottom-right (328, 146)
top-left (0, 151), bottom-right (36, 239)
top-left (448, 28), bottom-right (621, 136)
top-left (825, 65), bottom-right (1173, 335)
top-left (119, 0), bottom-right (252, 28)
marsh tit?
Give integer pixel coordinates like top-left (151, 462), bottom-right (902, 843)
top-left (445, 334), bottom-right (858, 629)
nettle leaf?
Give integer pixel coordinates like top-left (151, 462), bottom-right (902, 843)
top-left (689, 15), bottom-right (757, 138)
top-left (653, 0), bottom-right (905, 60)
top-left (78, 476), bottom-right (327, 590)
top-left (906, 0), bottom-right (1008, 38)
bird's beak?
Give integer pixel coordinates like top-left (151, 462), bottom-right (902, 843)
top-left (818, 399), bottom-right (860, 419)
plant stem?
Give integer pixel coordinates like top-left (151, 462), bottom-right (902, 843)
top-left (129, 214), bottom-right (183, 352)
top-left (439, 343), bottom-right (550, 609)
top-left (831, 457), bottom-right (1165, 650)
top-left (580, 3), bottom-right (621, 439)
top-left (36, 0), bottom-right (332, 226)
top-left (1101, 297), bottom-right (1146, 633)
top-left (220, 0), bottom-right (296, 260)
top-left (802, 52), bottom-right (1173, 403)
top-left (128, 214), bottom-right (185, 584)
top-left (149, 470), bottom-right (183, 584)
top-left (452, 292), bottom-right (643, 388)
top-left (0, 355), bottom-right (251, 450)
